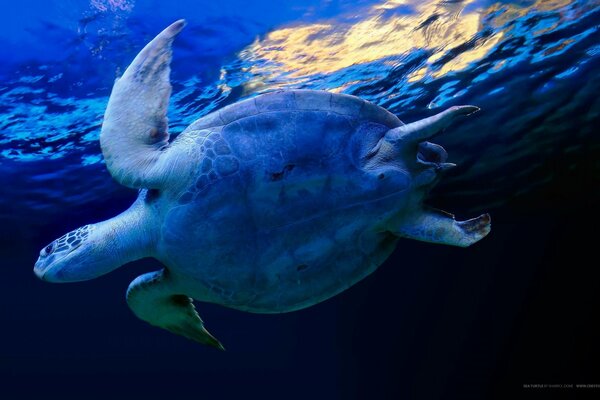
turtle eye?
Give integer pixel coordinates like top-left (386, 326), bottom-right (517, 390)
top-left (44, 242), bottom-right (55, 255)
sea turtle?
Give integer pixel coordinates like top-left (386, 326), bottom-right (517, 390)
top-left (34, 20), bottom-right (490, 349)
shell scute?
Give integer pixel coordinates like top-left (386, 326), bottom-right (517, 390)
top-left (330, 93), bottom-right (364, 116)
top-left (187, 90), bottom-right (401, 133)
top-left (293, 90), bottom-right (332, 111)
top-left (214, 139), bottom-right (231, 155)
top-left (188, 111), bottom-right (224, 131)
top-left (219, 98), bottom-right (259, 125)
top-left (255, 90), bottom-right (296, 112)
top-left (200, 158), bottom-right (212, 173)
top-left (223, 121), bottom-right (257, 160)
top-left (196, 174), bottom-right (209, 190)
top-left (215, 156), bottom-right (240, 176)
top-left (360, 100), bottom-right (399, 128)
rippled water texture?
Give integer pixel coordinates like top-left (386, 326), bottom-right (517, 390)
top-left (1, 0), bottom-right (599, 232)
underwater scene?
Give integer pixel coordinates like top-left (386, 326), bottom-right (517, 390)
top-left (1, 0), bottom-right (599, 398)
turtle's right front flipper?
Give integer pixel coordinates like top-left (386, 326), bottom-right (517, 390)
top-left (101, 20), bottom-right (186, 189)
top-left (127, 269), bottom-right (225, 350)
top-left (392, 208), bottom-right (491, 247)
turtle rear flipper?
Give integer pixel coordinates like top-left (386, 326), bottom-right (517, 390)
top-left (101, 20), bottom-right (186, 189)
top-left (126, 269), bottom-right (225, 350)
top-left (392, 208), bottom-right (491, 247)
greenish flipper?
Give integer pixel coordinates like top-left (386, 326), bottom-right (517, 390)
top-left (393, 208), bottom-right (491, 247)
top-left (126, 269), bottom-right (225, 350)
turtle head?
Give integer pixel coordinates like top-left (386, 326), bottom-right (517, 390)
top-left (34, 225), bottom-right (98, 282)
top-left (365, 105), bottom-right (479, 191)
top-left (34, 198), bottom-right (156, 283)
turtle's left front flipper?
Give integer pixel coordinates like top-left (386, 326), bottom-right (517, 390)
top-left (101, 20), bottom-right (186, 189)
top-left (126, 269), bottom-right (225, 350)
top-left (393, 208), bottom-right (491, 247)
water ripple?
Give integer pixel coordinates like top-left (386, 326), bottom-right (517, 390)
top-left (0, 0), bottom-right (599, 228)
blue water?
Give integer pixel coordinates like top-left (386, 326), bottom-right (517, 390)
top-left (1, 1), bottom-right (599, 399)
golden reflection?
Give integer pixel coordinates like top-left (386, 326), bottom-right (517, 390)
top-left (407, 67), bottom-right (426, 83)
top-left (244, 0), bottom-right (497, 81)
top-left (241, 0), bottom-right (586, 87)
top-left (486, 0), bottom-right (587, 29)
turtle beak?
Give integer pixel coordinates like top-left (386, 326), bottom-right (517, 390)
top-left (34, 254), bottom-right (63, 282)
top-left (33, 259), bottom-right (47, 280)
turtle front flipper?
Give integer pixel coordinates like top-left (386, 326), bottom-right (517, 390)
top-left (101, 20), bottom-right (186, 189)
top-left (392, 208), bottom-right (491, 247)
top-left (126, 269), bottom-right (225, 350)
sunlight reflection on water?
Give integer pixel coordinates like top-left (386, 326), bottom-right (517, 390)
top-left (1, 0), bottom-right (597, 163)
top-left (0, 0), bottom-right (598, 225)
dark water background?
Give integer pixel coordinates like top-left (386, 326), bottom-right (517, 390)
top-left (1, 0), bottom-right (599, 398)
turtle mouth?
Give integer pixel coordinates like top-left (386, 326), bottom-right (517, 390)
top-left (33, 242), bottom-right (83, 282)
top-left (34, 258), bottom-right (64, 282)
top-left (416, 141), bottom-right (455, 170)
top-left (33, 259), bottom-right (49, 280)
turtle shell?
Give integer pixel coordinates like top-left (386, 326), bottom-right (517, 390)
top-left (178, 89), bottom-right (405, 202)
top-left (174, 89), bottom-right (407, 219)
top-left (187, 89), bottom-right (403, 132)
top-left (160, 90), bottom-right (409, 311)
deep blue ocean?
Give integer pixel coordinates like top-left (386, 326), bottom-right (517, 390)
top-left (1, 0), bottom-right (599, 399)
